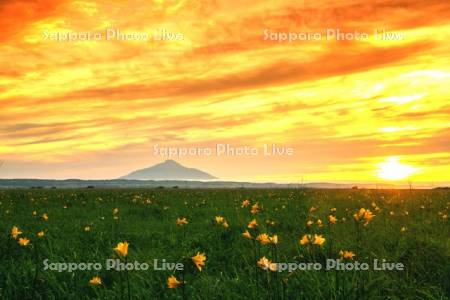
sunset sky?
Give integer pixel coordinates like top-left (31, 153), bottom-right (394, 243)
top-left (0, 0), bottom-right (449, 184)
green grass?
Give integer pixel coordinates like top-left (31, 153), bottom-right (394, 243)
top-left (0, 188), bottom-right (449, 299)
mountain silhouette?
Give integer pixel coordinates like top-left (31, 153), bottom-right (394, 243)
top-left (120, 160), bottom-right (217, 180)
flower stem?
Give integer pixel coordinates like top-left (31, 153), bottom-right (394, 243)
top-left (125, 257), bottom-right (131, 300)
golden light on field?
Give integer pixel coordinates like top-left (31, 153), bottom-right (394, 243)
top-left (376, 157), bottom-right (416, 181)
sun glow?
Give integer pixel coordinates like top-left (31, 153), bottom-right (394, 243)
top-left (377, 157), bottom-right (416, 180)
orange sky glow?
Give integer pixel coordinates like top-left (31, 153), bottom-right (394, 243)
top-left (0, 0), bottom-right (449, 184)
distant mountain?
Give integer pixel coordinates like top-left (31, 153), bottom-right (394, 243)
top-left (119, 160), bottom-right (217, 180)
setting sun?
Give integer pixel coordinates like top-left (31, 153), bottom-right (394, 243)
top-left (377, 157), bottom-right (417, 181)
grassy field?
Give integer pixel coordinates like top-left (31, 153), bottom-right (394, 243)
top-left (0, 188), bottom-right (449, 299)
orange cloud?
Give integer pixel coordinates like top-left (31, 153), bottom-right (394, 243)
top-left (0, 0), bottom-right (66, 42)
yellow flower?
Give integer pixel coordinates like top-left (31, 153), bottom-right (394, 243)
top-left (400, 226), bottom-right (407, 232)
top-left (241, 200), bottom-right (251, 208)
top-left (306, 220), bottom-right (313, 226)
top-left (299, 234), bottom-right (310, 246)
top-left (257, 256), bottom-right (277, 272)
top-left (443, 214), bottom-right (448, 220)
top-left (37, 231), bottom-right (45, 237)
top-left (251, 203), bottom-right (260, 214)
top-left (113, 208), bottom-right (119, 215)
top-left (191, 252), bottom-right (206, 271)
top-left (114, 241), bottom-right (129, 257)
top-left (84, 226), bottom-right (91, 232)
top-left (354, 208), bottom-right (365, 221)
top-left (176, 217), bottom-right (188, 226)
top-left (257, 256), bottom-right (270, 269)
top-left (328, 215), bottom-right (337, 224)
top-left (89, 276), bottom-right (102, 286)
top-left (32, 211), bottom-right (37, 216)
top-left (256, 233), bottom-right (271, 245)
top-left (310, 206), bottom-right (317, 212)
top-left (18, 237), bottom-right (30, 246)
top-left (363, 210), bottom-right (375, 225)
top-left (11, 226), bottom-right (22, 239)
top-left (330, 208), bottom-right (337, 213)
top-left (354, 208), bottom-right (375, 226)
top-left (247, 219), bottom-right (258, 229)
top-left (312, 234), bottom-right (326, 246)
top-left (214, 216), bottom-right (228, 228)
top-left (242, 230), bottom-right (253, 239)
top-left (269, 235), bottom-right (278, 245)
top-left (316, 219), bottom-right (323, 227)
top-left (256, 233), bottom-right (277, 245)
top-left (167, 275), bottom-right (182, 288)
top-left (339, 250), bottom-right (356, 260)
top-left (42, 213), bottom-right (49, 221)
